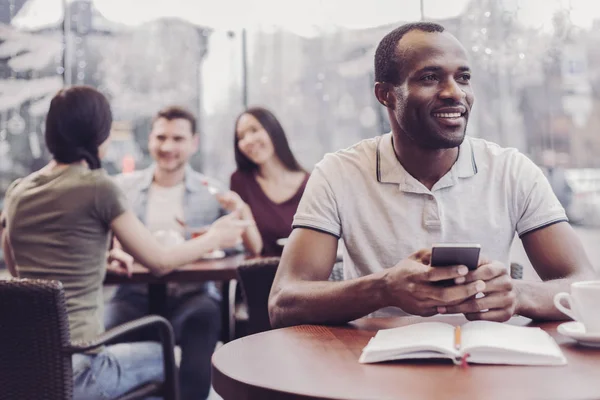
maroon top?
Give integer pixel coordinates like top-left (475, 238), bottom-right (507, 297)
top-left (230, 170), bottom-right (309, 256)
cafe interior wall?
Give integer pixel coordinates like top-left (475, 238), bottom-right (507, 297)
top-left (1, 0), bottom-right (600, 199)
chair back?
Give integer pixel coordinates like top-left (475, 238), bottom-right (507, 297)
top-left (0, 279), bottom-right (73, 400)
top-left (236, 257), bottom-right (280, 335)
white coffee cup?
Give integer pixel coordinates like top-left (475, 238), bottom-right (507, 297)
top-left (554, 280), bottom-right (600, 333)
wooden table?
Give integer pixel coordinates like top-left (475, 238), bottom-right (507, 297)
top-left (212, 315), bottom-right (600, 400)
top-left (104, 254), bottom-right (247, 284)
top-left (104, 254), bottom-right (249, 341)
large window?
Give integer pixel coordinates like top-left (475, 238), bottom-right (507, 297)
top-left (2, 0), bottom-right (600, 237)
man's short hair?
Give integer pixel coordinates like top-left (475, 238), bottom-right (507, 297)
top-left (152, 105), bottom-right (197, 134)
top-left (374, 22), bottom-right (445, 84)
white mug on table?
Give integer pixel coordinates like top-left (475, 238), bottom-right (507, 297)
top-left (554, 281), bottom-right (600, 333)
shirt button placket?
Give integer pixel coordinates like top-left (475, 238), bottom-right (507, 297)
top-left (424, 195), bottom-right (441, 230)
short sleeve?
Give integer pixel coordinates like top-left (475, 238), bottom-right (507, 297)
top-left (513, 154), bottom-right (568, 236)
top-left (94, 173), bottom-right (128, 225)
top-left (292, 161), bottom-right (341, 238)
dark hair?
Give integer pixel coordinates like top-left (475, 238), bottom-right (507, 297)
top-left (374, 22), bottom-right (445, 84)
top-left (234, 107), bottom-right (302, 173)
top-left (152, 105), bottom-right (197, 135)
top-left (45, 85), bottom-right (112, 170)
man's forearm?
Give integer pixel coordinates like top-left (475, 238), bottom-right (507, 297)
top-left (269, 272), bottom-right (389, 328)
top-left (515, 272), bottom-right (598, 320)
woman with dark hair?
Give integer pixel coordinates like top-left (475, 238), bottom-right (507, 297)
top-left (227, 107), bottom-right (309, 256)
top-left (0, 86), bottom-right (249, 400)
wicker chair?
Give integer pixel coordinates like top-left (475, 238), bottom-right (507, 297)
top-left (0, 279), bottom-right (179, 400)
top-left (235, 257), bottom-right (280, 336)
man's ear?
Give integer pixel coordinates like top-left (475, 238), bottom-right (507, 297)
top-left (374, 82), bottom-right (395, 109)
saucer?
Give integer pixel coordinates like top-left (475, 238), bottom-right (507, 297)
top-left (557, 321), bottom-right (600, 348)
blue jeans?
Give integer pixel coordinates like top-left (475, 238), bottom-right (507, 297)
top-left (104, 287), bottom-right (221, 400)
top-left (72, 342), bottom-right (163, 400)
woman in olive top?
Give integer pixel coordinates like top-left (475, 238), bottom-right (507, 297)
top-left (0, 86), bottom-right (249, 400)
top-left (229, 107), bottom-right (309, 256)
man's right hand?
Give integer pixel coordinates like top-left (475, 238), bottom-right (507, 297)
top-left (382, 249), bottom-right (486, 316)
top-left (203, 211), bottom-right (255, 249)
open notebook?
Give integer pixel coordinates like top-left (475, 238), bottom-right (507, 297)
top-left (359, 321), bottom-right (566, 366)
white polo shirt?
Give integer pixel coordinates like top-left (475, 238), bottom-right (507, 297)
top-left (293, 133), bottom-right (567, 315)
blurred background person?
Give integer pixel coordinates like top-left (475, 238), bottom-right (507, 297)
top-left (0, 86), bottom-right (247, 400)
top-left (104, 105), bottom-right (260, 400)
top-left (230, 107), bottom-right (309, 256)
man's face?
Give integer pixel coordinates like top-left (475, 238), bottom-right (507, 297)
top-left (389, 31), bottom-right (474, 149)
top-left (148, 117), bottom-right (198, 173)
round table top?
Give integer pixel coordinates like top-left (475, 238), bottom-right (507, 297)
top-left (104, 253), bottom-right (248, 284)
top-left (212, 315), bottom-right (600, 400)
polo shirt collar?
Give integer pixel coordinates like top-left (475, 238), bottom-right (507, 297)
top-left (376, 133), bottom-right (478, 189)
top-left (138, 164), bottom-right (201, 193)
top-left (376, 133), bottom-right (407, 185)
top-left (454, 135), bottom-right (479, 178)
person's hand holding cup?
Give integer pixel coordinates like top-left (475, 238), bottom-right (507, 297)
top-left (554, 281), bottom-right (600, 333)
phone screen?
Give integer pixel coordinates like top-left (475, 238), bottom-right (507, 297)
top-left (431, 243), bottom-right (481, 270)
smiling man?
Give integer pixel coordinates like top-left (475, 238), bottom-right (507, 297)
top-left (268, 22), bottom-right (596, 328)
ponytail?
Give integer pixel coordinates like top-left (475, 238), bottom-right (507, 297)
top-left (51, 143), bottom-right (102, 170)
top-left (76, 147), bottom-right (102, 170)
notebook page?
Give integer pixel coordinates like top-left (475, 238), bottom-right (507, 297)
top-left (359, 350), bottom-right (457, 364)
top-left (461, 321), bottom-right (566, 365)
top-left (364, 322), bottom-right (457, 354)
top-left (466, 349), bottom-right (566, 365)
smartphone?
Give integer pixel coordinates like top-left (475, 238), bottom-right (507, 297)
top-left (431, 243), bottom-right (481, 271)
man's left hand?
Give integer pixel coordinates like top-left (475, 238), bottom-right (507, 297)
top-left (437, 259), bottom-right (518, 322)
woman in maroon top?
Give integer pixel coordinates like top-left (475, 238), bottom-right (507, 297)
top-left (230, 107), bottom-right (309, 256)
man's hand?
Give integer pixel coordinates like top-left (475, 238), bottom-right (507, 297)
top-left (437, 258), bottom-right (517, 322)
top-left (383, 249), bottom-right (487, 317)
top-left (106, 248), bottom-right (134, 278)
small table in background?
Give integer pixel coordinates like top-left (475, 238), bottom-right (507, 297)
top-left (104, 254), bottom-right (250, 341)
